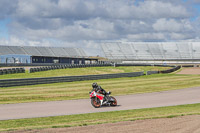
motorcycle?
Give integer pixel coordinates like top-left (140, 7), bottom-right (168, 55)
top-left (89, 90), bottom-right (117, 108)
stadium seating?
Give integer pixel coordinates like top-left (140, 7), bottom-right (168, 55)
top-left (0, 46), bottom-right (87, 57)
top-left (101, 42), bottom-right (200, 61)
top-left (35, 47), bottom-right (55, 57)
top-left (0, 46), bottom-right (15, 55)
top-left (22, 46), bottom-right (42, 56)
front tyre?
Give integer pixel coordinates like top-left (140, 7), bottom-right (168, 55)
top-left (110, 96), bottom-right (117, 106)
top-left (91, 97), bottom-right (101, 108)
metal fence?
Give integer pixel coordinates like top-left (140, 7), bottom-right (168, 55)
top-left (0, 71), bottom-right (144, 87)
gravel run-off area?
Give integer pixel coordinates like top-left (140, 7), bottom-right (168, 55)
top-left (2, 115), bottom-right (200, 133)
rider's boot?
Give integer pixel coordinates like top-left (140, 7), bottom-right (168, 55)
top-left (102, 96), bottom-right (108, 105)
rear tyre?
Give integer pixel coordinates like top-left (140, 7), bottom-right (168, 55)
top-left (91, 97), bottom-right (101, 108)
top-left (110, 96), bottom-right (117, 106)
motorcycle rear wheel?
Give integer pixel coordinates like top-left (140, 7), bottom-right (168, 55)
top-left (91, 97), bottom-right (101, 108)
top-left (110, 96), bottom-right (117, 106)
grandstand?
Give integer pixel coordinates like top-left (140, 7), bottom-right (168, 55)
top-left (0, 46), bottom-right (86, 57)
top-left (101, 42), bottom-right (200, 64)
top-left (0, 46), bottom-right (97, 64)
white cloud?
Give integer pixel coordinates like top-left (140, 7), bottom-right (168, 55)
top-left (153, 18), bottom-right (183, 32)
top-left (0, 0), bottom-right (199, 56)
top-left (127, 33), bottom-right (166, 41)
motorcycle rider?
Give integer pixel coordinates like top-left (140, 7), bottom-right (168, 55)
top-left (91, 83), bottom-right (109, 104)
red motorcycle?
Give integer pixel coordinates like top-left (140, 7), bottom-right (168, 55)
top-left (89, 90), bottom-right (117, 108)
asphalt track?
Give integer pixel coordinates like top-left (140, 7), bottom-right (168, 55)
top-left (0, 87), bottom-right (200, 120)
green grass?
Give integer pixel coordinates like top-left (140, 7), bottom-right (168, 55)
top-left (1, 73), bottom-right (200, 104)
top-left (0, 66), bottom-right (170, 79)
top-left (0, 103), bottom-right (200, 131)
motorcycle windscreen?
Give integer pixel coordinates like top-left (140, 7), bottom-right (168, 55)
top-left (90, 91), bottom-right (95, 97)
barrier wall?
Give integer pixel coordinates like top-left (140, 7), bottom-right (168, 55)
top-left (146, 66), bottom-right (181, 75)
top-left (0, 71), bottom-right (144, 87)
top-left (159, 66), bottom-right (181, 73)
top-left (146, 71), bottom-right (159, 75)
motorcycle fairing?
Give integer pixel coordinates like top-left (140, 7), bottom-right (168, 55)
top-left (96, 94), bottom-right (104, 105)
top-left (96, 94), bottom-right (104, 100)
top-left (90, 91), bottom-right (95, 97)
top-left (90, 91), bottom-right (104, 105)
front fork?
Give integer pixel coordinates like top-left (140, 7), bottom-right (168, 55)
top-left (100, 100), bottom-right (103, 105)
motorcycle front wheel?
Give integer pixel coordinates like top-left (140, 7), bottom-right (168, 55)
top-left (110, 96), bottom-right (117, 106)
top-left (91, 97), bottom-right (101, 108)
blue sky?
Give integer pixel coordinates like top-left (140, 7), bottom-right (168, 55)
top-left (0, 0), bottom-right (200, 56)
top-left (0, 18), bottom-right (10, 39)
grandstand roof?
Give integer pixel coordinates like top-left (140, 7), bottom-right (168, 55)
top-left (101, 42), bottom-right (200, 60)
top-left (0, 45), bottom-right (87, 58)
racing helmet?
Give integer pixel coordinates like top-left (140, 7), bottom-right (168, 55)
top-left (92, 82), bottom-right (98, 88)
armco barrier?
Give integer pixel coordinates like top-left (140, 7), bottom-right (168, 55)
top-left (0, 71), bottom-right (144, 87)
top-left (159, 66), bottom-right (181, 73)
top-left (147, 66), bottom-right (181, 75)
top-left (181, 65), bottom-right (195, 67)
top-left (146, 71), bottom-right (159, 75)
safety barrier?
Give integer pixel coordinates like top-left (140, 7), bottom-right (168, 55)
top-left (159, 66), bottom-right (181, 73)
top-left (29, 64), bottom-right (112, 73)
top-left (181, 65), bottom-right (199, 67)
top-left (0, 68), bottom-right (25, 75)
top-left (146, 71), bottom-right (159, 75)
top-left (146, 66), bottom-right (181, 75)
top-left (0, 71), bottom-right (144, 87)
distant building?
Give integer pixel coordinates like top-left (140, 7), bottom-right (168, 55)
top-left (0, 46), bottom-right (98, 64)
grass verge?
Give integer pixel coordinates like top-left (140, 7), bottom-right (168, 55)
top-left (0, 103), bottom-right (200, 131)
top-left (1, 73), bottom-right (200, 104)
top-left (0, 66), bottom-right (170, 79)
